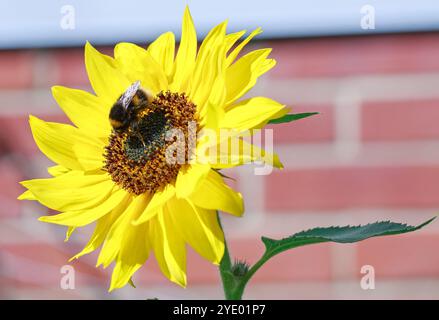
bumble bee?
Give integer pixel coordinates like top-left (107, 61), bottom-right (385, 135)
top-left (109, 81), bottom-right (153, 132)
top-left (109, 81), bottom-right (153, 146)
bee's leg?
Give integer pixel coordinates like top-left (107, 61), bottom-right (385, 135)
top-left (137, 132), bottom-right (147, 149)
top-left (129, 121), bottom-right (147, 149)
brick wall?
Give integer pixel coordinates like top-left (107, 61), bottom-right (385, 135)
top-left (1, 33), bottom-right (439, 299)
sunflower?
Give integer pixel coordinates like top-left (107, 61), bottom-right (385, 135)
top-left (18, 7), bottom-right (287, 291)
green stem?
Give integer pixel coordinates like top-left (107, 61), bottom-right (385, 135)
top-left (228, 253), bottom-right (269, 298)
top-left (217, 213), bottom-right (270, 300)
top-left (217, 213), bottom-right (243, 300)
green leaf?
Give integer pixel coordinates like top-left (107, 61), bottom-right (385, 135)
top-left (261, 218), bottom-right (435, 258)
top-left (268, 112), bottom-right (319, 124)
top-left (228, 218), bottom-right (435, 299)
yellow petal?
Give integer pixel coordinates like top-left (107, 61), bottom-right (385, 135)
top-left (21, 171), bottom-right (113, 212)
top-left (167, 198), bottom-right (224, 264)
top-left (225, 48), bottom-right (275, 105)
top-left (70, 223), bottom-right (103, 258)
top-left (189, 21), bottom-right (227, 109)
top-left (201, 72), bottom-right (226, 129)
top-left (225, 30), bottom-right (246, 53)
top-left (52, 86), bottom-right (111, 137)
top-left (47, 165), bottom-right (69, 177)
top-left (190, 170), bottom-right (244, 216)
top-left (29, 116), bottom-right (82, 170)
top-left (97, 193), bottom-right (148, 268)
top-left (147, 32), bottom-right (175, 80)
top-left (17, 190), bottom-right (36, 200)
top-left (109, 216), bottom-right (150, 291)
top-left (206, 135), bottom-right (252, 168)
top-left (175, 164), bottom-right (211, 198)
top-left (85, 42), bottom-right (131, 106)
top-left (170, 6), bottom-right (197, 92)
top-left (149, 209), bottom-right (187, 287)
top-left (195, 128), bottom-right (242, 165)
top-left (64, 226), bottom-right (76, 242)
top-left (209, 137), bottom-right (283, 169)
top-left (210, 137), bottom-right (283, 169)
top-left (221, 97), bottom-right (287, 131)
top-left (226, 28), bottom-right (262, 66)
top-left (73, 133), bottom-right (106, 171)
top-left (132, 184), bottom-right (175, 225)
top-left (70, 196), bottom-right (129, 261)
top-left (114, 42), bottom-right (168, 93)
top-left (190, 20), bottom-right (227, 88)
top-left (38, 187), bottom-right (128, 227)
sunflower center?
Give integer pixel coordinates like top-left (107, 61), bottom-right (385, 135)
top-left (104, 91), bottom-right (197, 195)
top-left (124, 110), bottom-right (169, 162)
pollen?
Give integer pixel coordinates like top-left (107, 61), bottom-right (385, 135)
top-left (104, 91), bottom-right (197, 195)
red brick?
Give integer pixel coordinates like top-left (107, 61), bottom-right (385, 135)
top-left (0, 276), bottom-right (45, 290)
top-left (266, 166), bottom-right (439, 211)
top-left (2, 243), bottom-right (103, 275)
top-left (362, 99), bottom-right (439, 141)
top-left (357, 234), bottom-right (439, 278)
top-left (0, 51), bottom-right (34, 88)
top-left (50, 48), bottom-right (89, 87)
top-left (267, 33), bottom-right (439, 78)
top-left (1, 243), bottom-right (106, 287)
top-left (0, 116), bottom-right (38, 157)
top-left (0, 161), bottom-right (23, 218)
top-left (269, 105), bottom-right (334, 143)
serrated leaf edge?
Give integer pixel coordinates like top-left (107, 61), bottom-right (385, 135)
top-left (262, 217), bottom-right (436, 250)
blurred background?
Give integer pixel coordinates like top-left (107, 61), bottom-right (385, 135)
top-left (1, 0), bottom-right (439, 299)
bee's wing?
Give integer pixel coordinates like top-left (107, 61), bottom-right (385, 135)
top-left (119, 81), bottom-right (141, 108)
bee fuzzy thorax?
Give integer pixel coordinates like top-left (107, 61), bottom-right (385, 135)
top-left (108, 81), bottom-right (152, 132)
